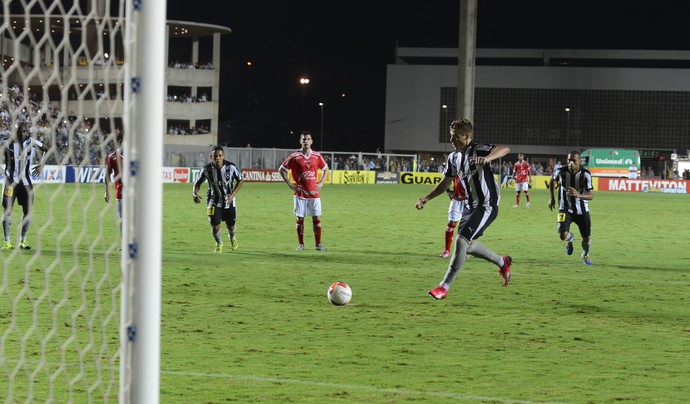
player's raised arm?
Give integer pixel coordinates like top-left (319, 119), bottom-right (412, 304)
top-left (416, 175), bottom-right (453, 209)
top-left (481, 145), bottom-right (510, 165)
top-left (31, 141), bottom-right (50, 177)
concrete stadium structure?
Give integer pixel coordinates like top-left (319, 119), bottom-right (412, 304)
top-left (1, 14), bottom-right (231, 165)
top-left (385, 47), bottom-right (690, 160)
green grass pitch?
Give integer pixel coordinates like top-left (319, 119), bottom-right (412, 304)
top-left (2, 182), bottom-right (689, 402)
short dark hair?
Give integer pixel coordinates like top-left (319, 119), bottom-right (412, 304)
top-left (449, 119), bottom-right (473, 135)
top-left (212, 145), bottom-right (224, 153)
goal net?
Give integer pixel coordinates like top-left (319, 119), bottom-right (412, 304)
top-left (0, 1), bottom-right (164, 402)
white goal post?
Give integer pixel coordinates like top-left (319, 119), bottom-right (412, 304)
top-left (121, 0), bottom-right (165, 402)
top-left (0, 0), bottom-right (164, 402)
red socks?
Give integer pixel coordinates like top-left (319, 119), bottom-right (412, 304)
top-left (296, 218), bottom-right (304, 244)
top-left (313, 219), bottom-right (322, 245)
top-left (445, 223), bottom-right (456, 251)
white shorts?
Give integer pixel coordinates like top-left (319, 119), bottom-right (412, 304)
top-left (447, 199), bottom-right (465, 222)
top-left (515, 181), bottom-right (529, 192)
top-left (294, 196), bottom-right (322, 218)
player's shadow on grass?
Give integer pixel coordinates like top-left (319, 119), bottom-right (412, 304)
top-left (561, 302), bottom-right (685, 324)
top-left (521, 257), bottom-right (687, 273)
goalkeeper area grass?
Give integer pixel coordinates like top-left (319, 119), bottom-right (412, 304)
top-left (2, 182), bottom-right (689, 402)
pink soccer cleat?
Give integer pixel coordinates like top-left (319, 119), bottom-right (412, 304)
top-left (498, 256), bottom-right (512, 286)
top-left (427, 285), bottom-right (448, 300)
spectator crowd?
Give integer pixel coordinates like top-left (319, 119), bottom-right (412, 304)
top-left (1, 83), bottom-right (119, 166)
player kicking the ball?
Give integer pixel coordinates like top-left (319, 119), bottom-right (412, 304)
top-left (416, 118), bottom-right (512, 300)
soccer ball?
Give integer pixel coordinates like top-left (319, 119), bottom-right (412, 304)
top-left (327, 282), bottom-right (352, 306)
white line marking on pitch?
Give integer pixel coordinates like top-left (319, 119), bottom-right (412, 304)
top-left (163, 370), bottom-right (559, 403)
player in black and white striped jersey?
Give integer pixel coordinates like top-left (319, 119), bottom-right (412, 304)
top-left (548, 151), bottom-right (594, 266)
top-left (1, 123), bottom-right (49, 250)
top-left (416, 118), bottom-right (513, 300)
top-left (193, 146), bottom-right (244, 253)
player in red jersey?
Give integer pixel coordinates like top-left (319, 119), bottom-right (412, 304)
top-left (104, 132), bottom-right (123, 241)
top-left (440, 175), bottom-right (466, 258)
top-left (511, 153), bottom-right (532, 208)
top-left (279, 131), bottom-right (329, 251)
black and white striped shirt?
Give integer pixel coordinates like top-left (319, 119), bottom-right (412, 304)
top-left (552, 166), bottom-right (593, 215)
top-left (444, 143), bottom-right (501, 209)
top-left (3, 137), bottom-right (45, 186)
top-left (195, 160), bottom-right (243, 208)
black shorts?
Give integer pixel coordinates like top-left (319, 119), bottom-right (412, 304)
top-left (457, 205), bottom-right (498, 241)
top-left (557, 210), bottom-right (591, 238)
top-left (2, 182), bottom-right (33, 212)
top-left (207, 205), bottom-right (237, 227)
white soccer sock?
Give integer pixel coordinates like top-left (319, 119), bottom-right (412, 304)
top-left (21, 217), bottom-right (30, 240)
top-left (566, 232), bottom-right (574, 243)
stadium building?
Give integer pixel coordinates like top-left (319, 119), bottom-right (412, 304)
top-left (385, 46), bottom-right (690, 165)
top-left (0, 13), bottom-right (230, 166)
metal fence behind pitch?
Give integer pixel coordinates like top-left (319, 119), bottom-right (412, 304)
top-left (164, 146), bottom-right (419, 172)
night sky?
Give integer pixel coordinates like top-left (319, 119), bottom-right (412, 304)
top-left (166, 1), bottom-right (690, 152)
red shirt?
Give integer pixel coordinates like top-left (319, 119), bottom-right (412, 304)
top-left (513, 160), bottom-right (531, 183)
top-left (450, 175), bottom-right (466, 200)
top-left (106, 150), bottom-right (123, 199)
top-left (281, 150), bottom-right (327, 199)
